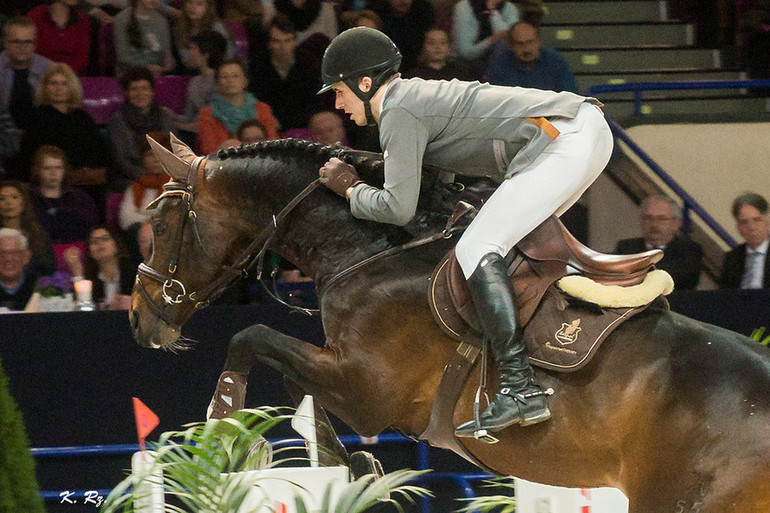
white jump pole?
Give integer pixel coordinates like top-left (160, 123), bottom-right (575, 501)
top-left (291, 395), bottom-right (319, 467)
top-left (131, 450), bottom-right (164, 513)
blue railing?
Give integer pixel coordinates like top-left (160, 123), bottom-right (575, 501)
top-left (589, 79), bottom-right (770, 117)
top-left (33, 433), bottom-right (495, 512)
top-left (585, 79), bottom-right (762, 249)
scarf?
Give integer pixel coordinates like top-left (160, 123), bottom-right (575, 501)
top-left (209, 92), bottom-right (257, 135)
top-left (132, 172), bottom-right (170, 209)
top-left (120, 100), bottom-right (164, 146)
top-left (274, 0), bottom-right (322, 32)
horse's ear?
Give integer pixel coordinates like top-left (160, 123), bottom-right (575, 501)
top-left (169, 132), bottom-right (197, 162)
top-left (146, 134), bottom-right (189, 182)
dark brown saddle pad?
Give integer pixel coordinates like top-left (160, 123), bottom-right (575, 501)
top-left (428, 215), bottom-right (666, 372)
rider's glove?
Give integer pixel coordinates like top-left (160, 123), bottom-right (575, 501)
top-left (319, 158), bottom-right (363, 199)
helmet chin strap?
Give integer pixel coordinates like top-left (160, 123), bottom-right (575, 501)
top-left (345, 77), bottom-right (378, 126)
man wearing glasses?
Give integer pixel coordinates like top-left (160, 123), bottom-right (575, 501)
top-left (615, 194), bottom-right (703, 290)
top-left (1, 16), bottom-right (53, 131)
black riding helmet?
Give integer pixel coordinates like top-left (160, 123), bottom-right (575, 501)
top-left (318, 27), bottom-right (402, 125)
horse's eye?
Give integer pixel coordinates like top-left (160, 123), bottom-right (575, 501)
top-left (154, 221), bottom-right (168, 235)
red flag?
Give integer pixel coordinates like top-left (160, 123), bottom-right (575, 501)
top-left (133, 397), bottom-right (159, 450)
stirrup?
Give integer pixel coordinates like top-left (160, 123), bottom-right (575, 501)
top-left (207, 371), bottom-right (248, 419)
top-left (471, 385), bottom-right (499, 444)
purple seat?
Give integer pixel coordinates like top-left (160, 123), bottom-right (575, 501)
top-left (80, 76), bottom-right (124, 125)
top-left (105, 192), bottom-right (124, 232)
top-left (154, 75), bottom-right (192, 115)
top-left (222, 19), bottom-right (250, 62)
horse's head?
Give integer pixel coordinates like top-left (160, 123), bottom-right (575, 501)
top-left (129, 134), bottom-right (248, 349)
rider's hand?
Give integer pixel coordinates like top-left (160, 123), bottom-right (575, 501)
top-left (319, 158), bottom-right (363, 198)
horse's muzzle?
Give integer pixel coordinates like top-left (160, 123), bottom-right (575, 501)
top-left (129, 293), bottom-right (180, 349)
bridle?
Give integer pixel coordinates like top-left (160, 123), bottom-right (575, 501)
top-left (135, 154), bottom-right (321, 331)
top-left (134, 146), bottom-right (471, 332)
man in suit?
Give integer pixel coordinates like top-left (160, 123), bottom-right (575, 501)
top-left (719, 192), bottom-right (770, 289)
top-left (615, 194), bottom-right (703, 290)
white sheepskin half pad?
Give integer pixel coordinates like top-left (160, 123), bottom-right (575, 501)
top-left (556, 269), bottom-right (675, 308)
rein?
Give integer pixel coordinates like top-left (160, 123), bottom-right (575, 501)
top-left (136, 148), bottom-right (473, 326)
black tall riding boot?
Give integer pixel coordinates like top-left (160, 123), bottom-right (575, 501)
top-left (455, 252), bottom-right (551, 439)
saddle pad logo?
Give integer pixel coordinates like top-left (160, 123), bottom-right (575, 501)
top-left (555, 318), bottom-right (582, 345)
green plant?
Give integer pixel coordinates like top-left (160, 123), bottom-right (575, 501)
top-left (0, 356), bottom-right (45, 513)
top-left (456, 477), bottom-right (517, 513)
top-left (103, 407), bottom-right (431, 513)
top-left (750, 327), bottom-right (770, 346)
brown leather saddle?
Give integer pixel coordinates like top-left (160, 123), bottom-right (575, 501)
top-left (430, 214), bottom-right (663, 347)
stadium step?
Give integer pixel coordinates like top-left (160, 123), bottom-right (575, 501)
top-left (577, 70), bottom-right (748, 98)
top-left (542, 0), bottom-right (666, 24)
top-left (541, 22), bottom-right (693, 49)
top-left (561, 47), bottom-right (721, 73)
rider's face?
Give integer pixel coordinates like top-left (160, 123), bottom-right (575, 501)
top-left (333, 81), bottom-right (369, 126)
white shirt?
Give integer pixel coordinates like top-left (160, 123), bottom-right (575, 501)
top-left (741, 239), bottom-right (768, 289)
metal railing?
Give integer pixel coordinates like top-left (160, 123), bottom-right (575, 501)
top-left (589, 79), bottom-right (770, 117)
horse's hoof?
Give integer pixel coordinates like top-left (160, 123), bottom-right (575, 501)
top-left (349, 451), bottom-right (384, 480)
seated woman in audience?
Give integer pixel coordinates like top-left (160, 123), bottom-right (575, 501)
top-left (176, 29), bottom-right (228, 133)
top-left (198, 58), bottom-right (279, 154)
top-left (27, 0), bottom-right (92, 75)
top-left (113, 0), bottom-right (175, 77)
top-left (452, 0), bottom-right (519, 63)
top-left (172, 0), bottom-right (234, 72)
top-left (118, 131), bottom-right (170, 231)
top-left (29, 145), bottom-right (100, 273)
top-left (67, 225), bottom-right (134, 309)
top-left (108, 66), bottom-right (175, 190)
top-left (0, 180), bottom-right (56, 276)
top-left (16, 63), bottom-right (110, 193)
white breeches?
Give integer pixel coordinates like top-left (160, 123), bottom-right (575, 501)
top-left (455, 102), bottom-right (614, 278)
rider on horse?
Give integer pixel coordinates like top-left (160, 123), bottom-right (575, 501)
top-left (316, 27), bottom-right (613, 439)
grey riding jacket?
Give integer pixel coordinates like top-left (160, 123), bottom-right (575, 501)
top-left (350, 78), bottom-right (599, 226)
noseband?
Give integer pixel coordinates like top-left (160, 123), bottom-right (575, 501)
top-left (135, 155), bottom-right (321, 331)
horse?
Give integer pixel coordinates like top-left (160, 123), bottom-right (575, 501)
top-left (129, 137), bottom-right (770, 513)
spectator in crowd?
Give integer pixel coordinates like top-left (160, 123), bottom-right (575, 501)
top-left (340, 9), bottom-right (383, 30)
top-left (249, 14), bottom-right (327, 132)
top-left (308, 111), bottom-right (347, 146)
top-left (177, 29), bottom-right (227, 133)
top-left (29, 145), bottom-right (99, 273)
top-left (237, 118), bottom-right (269, 144)
top-left (273, 0), bottom-right (338, 47)
top-left (118, 131), bottom-right (170, 231)
top-left (719, 191), bottom-right (770, 289)
top-left (738, 0), bottom-right (770, 94)
top-left (615, 194), bottom-right (703, 290)
top-left (367, 0), bottom-right (435, 71)
top-left (172, 0), bottom-right (233, 72)
top-left (486, 21), bottom-right (578, 93)
top-left (199, 58), bottom-right (279, 154)
top-left (403, 27), bottom-right (478, 81)
top-left (0, 180), bottom-right (56, 276)
top-left (27, 0), bottom-right (91, 75)
top-left (108, 66), bottom-right (175, 190)
top-left (0, 227), bottom-right (38, 311)
top-left (0, 16), bottom-right (53, 131)
top-left (16, 63), bottom-right (110, 195)
top-left (451, 0), bottom-right (518, 64)
top-left (113, 0), bottom-right (175, 77)
top-left (67, 225), bottom-right (134, 309)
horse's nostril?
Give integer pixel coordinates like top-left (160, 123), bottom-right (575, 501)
top-left (130, 309), bottom-right (140, 332)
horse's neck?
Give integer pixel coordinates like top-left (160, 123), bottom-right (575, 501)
top-left (211, 152), bottom-right (404, 286)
